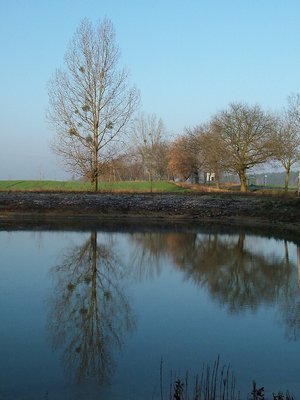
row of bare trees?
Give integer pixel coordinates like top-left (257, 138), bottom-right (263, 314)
top-left (100, 99), bottom-right (300, 192)
top-left (169, 98), bottom-right (300, 192)
top-left (48, 18), bottom-right (300, 192)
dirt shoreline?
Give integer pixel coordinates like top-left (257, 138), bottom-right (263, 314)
top-left (0, 191), bottom-right (299, 234)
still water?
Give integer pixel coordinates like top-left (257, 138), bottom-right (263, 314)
top-left (0, 225), bottom-right (300, 399)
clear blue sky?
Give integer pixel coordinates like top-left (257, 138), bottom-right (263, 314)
top-left (1, 0), bottom-right (300, 179)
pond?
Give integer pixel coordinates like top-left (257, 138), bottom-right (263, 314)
top-left (0, 224), bottom-right (299, 400)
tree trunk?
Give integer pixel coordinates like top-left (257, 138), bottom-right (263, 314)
top-left (93, 132), bottom-right (99, 192)
top-left (284, 240), bottom-right (289, 267)
top-left (91, 231), bottom-right (98, 318)
top-left (92, 166), bottom-right (98, 191)
top-left (284, 167), bottom-right (290, 192)
top-left (237, 233), bottom-right (245, 251)
top-left (239, 170), bottom-right (247, 192)
top-left (215, 171), bottom-right (220, 189)
top-left (93, 174), bottom-right (98, 192)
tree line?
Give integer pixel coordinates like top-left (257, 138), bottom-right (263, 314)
top-left (48, 18), bottom-right (300, 192)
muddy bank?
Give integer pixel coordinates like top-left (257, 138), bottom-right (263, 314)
top-left (0, 192), bottom-right (299, 234)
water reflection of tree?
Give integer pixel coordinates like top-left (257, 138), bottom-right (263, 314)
top-left (171, 233), bottom-right (295, 313)
top-left (278, 244), bottom-right (300, 341)
top-left (48, 231), bottom-right (135, 384)
top-left (130, 232), bottom-right (296, 314)
top-left (129, 232), bottom-right (169, 280)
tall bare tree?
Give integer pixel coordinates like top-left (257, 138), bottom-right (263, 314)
top-left (132, 113), bottom-right (169, 182)
top-left (287, 93), bottom-right (300, 126)
top-left (213, 103), bottom-right (275, 191)
top-left (48, 18), bottom-right (139, 191)
top-left (271, 113), bottom-right (300, 192)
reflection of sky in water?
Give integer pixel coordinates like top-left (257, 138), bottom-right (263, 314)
top-left (0, 230), bottom-right (299, 400)
top-left (246, 235), bottom-right (297, 264)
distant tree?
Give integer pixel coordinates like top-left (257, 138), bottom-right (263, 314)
top-left (168, 133), bottom-right (203, 182)
top-left (120, 150), bottom-right (147, 180)
top-left (287, 93), bottom-right (300, 127)
top-left (192, 123), bottom-right (229, 189)
top-left (271, 113), bottom-right (300, 191)
top-left (213, 103), bottom-right (275, 191)
top-left (132, 113), bottom-right (169, 181)
top-left (96, 152), bottom-right (145, 181)
top-left (286, 93), bottom-right (300, 195)
top-left (47, 18), bottom-right (139, 191)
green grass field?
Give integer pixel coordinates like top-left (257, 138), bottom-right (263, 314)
top-left (0, 180), bottom-right (188, 193)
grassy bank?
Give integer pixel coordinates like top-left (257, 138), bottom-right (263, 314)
top-left (0, 180), bottom-right (297, 197)
top-left (0, 180), bottom-right (188, 193)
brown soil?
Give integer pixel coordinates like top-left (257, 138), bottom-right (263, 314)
top-left (0, 191), bottom-right (299, 233)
